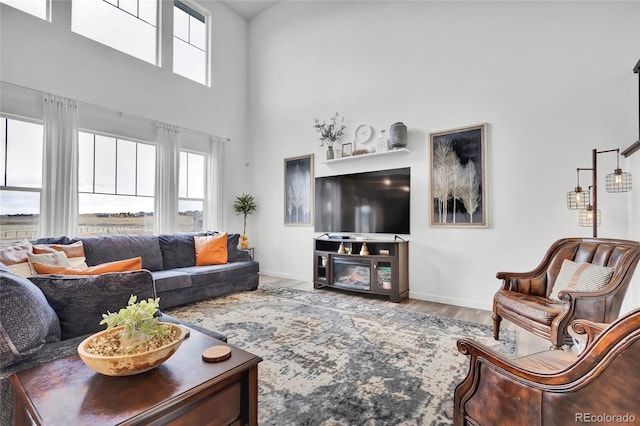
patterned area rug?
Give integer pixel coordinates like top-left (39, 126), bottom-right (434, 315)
top-left (167, 285), bottom-right (516, 425)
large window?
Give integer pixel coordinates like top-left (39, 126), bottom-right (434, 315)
top-left (78, 132), bottom-right (156, 236)
top-left (173, 0), bottom-right (208, 85)
top-left (0, 0), bottom-right (49, 21)
top-left (178, 151), bottom-right (205, 232)
top-left (72, 0), bottom-right (158, 65)
top-left (0, 117), bottom-right (43, 241)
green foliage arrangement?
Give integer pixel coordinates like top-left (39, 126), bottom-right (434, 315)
top-left (233, 193), bottom-right (257, 236)
top-left (100, 295), bottom-right (168, 343)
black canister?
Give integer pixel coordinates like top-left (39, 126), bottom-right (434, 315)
top-left (389, 122), bottom-right (407, 149)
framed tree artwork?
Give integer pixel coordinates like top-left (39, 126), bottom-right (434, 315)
top-left (284, 154), bottom-right (314, 226)
top-left (429, 123), bottom-right (487, 228)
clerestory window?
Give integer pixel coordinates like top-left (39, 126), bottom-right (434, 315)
top-left (0, 0), bottom-right (49, 21)
top-left (173, 0), bottom-right (208, 85)
top-left (71, 0), bottom-right (158, 65)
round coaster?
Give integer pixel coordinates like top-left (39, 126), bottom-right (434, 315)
top-left (202, 346), bottom-right (232, 363)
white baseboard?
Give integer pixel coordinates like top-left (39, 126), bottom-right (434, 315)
top-left (408, 290), bottom-right (492, 312)
top-left (259, 272), bottom-right (493, 312)
top-left (260, 270), bottom-right (310, 283)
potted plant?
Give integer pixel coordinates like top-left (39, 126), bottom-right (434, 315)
top-left (233, 192), bottom-right (257, 249)
top-left (77, 295), bottom-right (186, 376)
top-left (313, 112), bottom-right (346, 160)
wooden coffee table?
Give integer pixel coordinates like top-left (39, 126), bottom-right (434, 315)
top-left (9, 328), bottom-right (262, 425)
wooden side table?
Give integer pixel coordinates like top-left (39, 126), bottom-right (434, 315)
top-left (10, 328), bottom-right (262, 425)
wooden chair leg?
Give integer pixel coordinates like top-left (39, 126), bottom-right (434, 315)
top-left (492, 313), bottom-right (501, 340)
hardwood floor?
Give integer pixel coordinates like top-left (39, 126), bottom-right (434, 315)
top-left (260, 274), bottom-right (553, 357)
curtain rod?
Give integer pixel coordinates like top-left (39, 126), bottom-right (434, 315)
top-left (0, 80), bottom-right (231, 143)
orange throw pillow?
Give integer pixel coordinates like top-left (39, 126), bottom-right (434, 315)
top-left (32, 241), bottom-right (85, 259)
top-left (33, 256), bottom-right (142, 275)
top-left (195, 233), bottom-right (228, 266)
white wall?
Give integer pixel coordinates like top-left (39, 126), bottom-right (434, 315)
top-left (2, 0), bottom-right (639, 312)
top-left (248, 1), bottom-right (640, 310)
top-left (0, 0), bottom-right (252, 231)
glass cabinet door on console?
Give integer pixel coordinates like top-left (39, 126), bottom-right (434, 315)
top-left (374, 260), bottom-right (394, 292)
top-left (315, 253), bottom-right (329, 284)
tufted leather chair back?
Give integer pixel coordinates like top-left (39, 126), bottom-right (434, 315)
top-left (512, 239), bottom-right (639, 303)
top-left (493, 237), bottom-right (640, 348)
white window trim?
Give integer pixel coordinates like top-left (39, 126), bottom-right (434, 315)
top-left (1, 112), bottom-right (43, 127)
top-left (78, 127), bottom-right (155, 148)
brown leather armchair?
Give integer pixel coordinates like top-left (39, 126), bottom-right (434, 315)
top-left (492, 237), bottom-right (640, 348)
top-left (454, 308), bottom-right (640, 426)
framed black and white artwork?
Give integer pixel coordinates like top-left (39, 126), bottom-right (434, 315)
top-left (284, 154), bottom-right (314, 226)
top-left (429, 123), bottom-right (488, 228)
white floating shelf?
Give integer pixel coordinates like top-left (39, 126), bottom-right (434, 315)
top-left (322, 148), bottom-right (410, 164)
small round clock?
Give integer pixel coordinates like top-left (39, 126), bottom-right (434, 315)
top-left (355, 124), bottom-right (374, 144)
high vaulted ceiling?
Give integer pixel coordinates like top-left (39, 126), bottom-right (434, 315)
top-left (218, 1), bottom-right (278, 20)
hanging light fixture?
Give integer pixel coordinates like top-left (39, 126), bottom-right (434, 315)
top-left (567, 169), bottom-right (590, 209)
top-left (579, 187), bottom-right (601, 227)
top-left (567, 148), bottom-right (631, 237)
top-left (579, 205), bottom-right (601, 227)
top-left (605, 149), bottom-right (632, 193)
top-left (567, 60), bottom-right (638, 237)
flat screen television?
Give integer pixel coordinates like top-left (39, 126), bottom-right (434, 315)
top-left (314, 167), bottom-right (410, 235)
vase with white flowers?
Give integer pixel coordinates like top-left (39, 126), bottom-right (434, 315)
top-left (313, 112), bottom-right (346, 160)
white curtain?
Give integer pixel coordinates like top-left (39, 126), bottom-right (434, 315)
top-left (205, 136), bottom-right (228, 231)
top-left (39, 94), bottom-right (79, 238)
top-left (154, 123), bottom-right (180, 234)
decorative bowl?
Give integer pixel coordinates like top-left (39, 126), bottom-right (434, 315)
top-left (77, 322), bottom-right (186, 376)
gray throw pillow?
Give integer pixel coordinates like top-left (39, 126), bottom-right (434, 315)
top-left (158, 233), bottom-right (199, 269)
top-left (31, 236), bottom-right (72, 245)
top-left (76, 234), bottom-right (164, 271)
top-left (227, 233), bottom-right (240, 262)
top-left (29, 270), bottom-right (157, 340)
top-left (0, 270), bottom-right (61, 368)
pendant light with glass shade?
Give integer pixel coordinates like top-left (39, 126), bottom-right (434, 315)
top-left (605, 149), bottom-right (632, 193)
top-left (578, 187), bottom-right (601, 228)
top-left (566, 169), bottom-right (590, 210)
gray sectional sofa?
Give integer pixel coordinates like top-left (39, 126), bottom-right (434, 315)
top-left (0, 266), bottom-right (229, 425)
top-left (71, 232), bottom-right (260, 309)
top-left (0, 232), bottom-right (259, 424)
